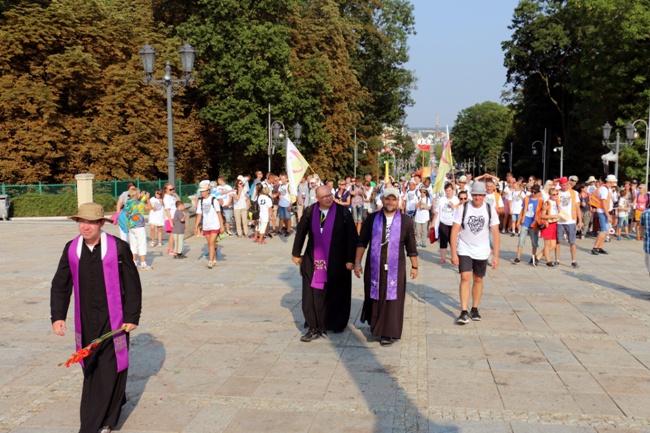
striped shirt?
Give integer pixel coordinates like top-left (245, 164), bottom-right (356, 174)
top-left (641, 209), bottom-right (650, 254)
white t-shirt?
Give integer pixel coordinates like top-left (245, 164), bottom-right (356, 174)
top-left (278, 183), bottom-right (291, 207)
top-left (217, 185), bottom-right (233, 208)
top-left (510, 190), bottom-right (525, 215)
top-left (404, 188), bottom-right (419, 212)
top-left (453, 202), bottom-right (499, 260)
top-left (503, 185), bottom-right (513, 202)
top-left (596, 185), bottom-right (610, 214)
top-left (233, 189), bottom-right (248, 210)
top-left (149, 197), bottom-right (165, 226)
top-left (484, 192), bottom-right (504, 209)
top-left (414, 196), bottom-right (431, 224)
top-left (557, 189), bottom-right (578, 224)
top-left (197, 196), bottom-right (222, 230)
top-left (163, 194), bottom-right (176, 221)
top-left (436, 195), bottom-right (459, 226)
top-left (257, 194), bottom-right (273, 222)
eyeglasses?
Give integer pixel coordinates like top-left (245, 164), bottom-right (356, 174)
top-left (167, 188), bottom-right (174, 191)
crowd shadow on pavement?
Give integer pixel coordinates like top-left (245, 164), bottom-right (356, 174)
top-left (116, 333), bottom-right (165, 428)
top-left (564, 269), bottom-right (650, 301)
top-left (280, 270), bottom-right (458, 432)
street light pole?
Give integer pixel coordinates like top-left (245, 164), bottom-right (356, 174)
top-left (602, 122), bottom-right (634, 180)
top-left (553, 146), bottom-right (564, 177)
top-left (139, 43), bottom-right (196, 188)
top-left (353, 128), bottom-right (368, 179)
top-left (628, 101), bottom-right (650, 188)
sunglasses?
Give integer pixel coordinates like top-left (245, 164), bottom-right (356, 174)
top-left (167, 188), bottom-right (174, 191)
top-left (459, 197), bottom-right (468, 201)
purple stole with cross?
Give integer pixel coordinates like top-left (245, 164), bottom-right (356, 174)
top-left (310, 203), bottom-right (337, 289)
top-left (68, 232), bottom-right (129, 372)
top-left (370, 211), bottom-right (401, 301)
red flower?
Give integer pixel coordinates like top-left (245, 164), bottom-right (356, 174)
top-left (58, 325), bottom-right (127, 368)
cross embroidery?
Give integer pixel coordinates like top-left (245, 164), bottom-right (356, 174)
top-left (114, 335), bottom-right (127, 351)
top-left (314, 259), bottom-right (327, 271)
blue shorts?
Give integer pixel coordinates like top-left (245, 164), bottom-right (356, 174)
top-left (597, 212), bottom-right (610, 233)
top-left (556, 223), bottom-right (577, 244)
top-left (618, 216), bottom-right (629, 227)
top-left (278, 206), bottom-right (291, 220)
top-left (222, 208), bottom-right (232, 223)
top-left (518, 225), bottom-right (539, 249)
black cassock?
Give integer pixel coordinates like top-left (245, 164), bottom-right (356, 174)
top-left (292, 203), bottom-right (357, 334)
top-left (51, 237), bottom-right (142, 433)
top-left (359, 211), bottom-right (418, 339)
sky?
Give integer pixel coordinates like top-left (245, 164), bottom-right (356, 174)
top-left (404, 0), bottom-right (520, 129)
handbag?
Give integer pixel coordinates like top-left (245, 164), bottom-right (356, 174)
top-left (165, 219), bottom-right (173, 233)
top-left (429, 227), bottom-right (438, 244)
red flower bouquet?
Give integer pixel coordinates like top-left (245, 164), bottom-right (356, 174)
top-left (58, 325), bottom-right (127, 368)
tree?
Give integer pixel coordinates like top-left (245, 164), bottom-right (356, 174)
top-left (451, 102), bottom-right (514, 173)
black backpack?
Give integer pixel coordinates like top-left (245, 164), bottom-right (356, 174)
top-left (249, 197), bottom-right (260, 220)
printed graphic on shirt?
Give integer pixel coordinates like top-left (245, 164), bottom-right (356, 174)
top-left (466, 215), bottom-right (485, 235)
top-left (560, 194), bottom-right (571, 208)
top-left (202, 202), bottom-right (213, 215)
top-left (525, 203), bottom-right (535, 218)
top-left (484, 195), bottom-right (495, 205)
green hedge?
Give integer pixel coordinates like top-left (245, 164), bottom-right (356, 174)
top-left (12, 192), bottom-right (117, 217)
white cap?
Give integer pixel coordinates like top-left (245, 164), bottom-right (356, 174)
top-left (199, 180), bottom-right (211, 192)
top-left (606, 175), bottom-right (617, 183)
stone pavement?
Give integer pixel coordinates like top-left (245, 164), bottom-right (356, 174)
top-left (1, 220), bottom-right (650, 433)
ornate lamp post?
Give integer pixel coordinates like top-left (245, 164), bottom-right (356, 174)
top-left (553, 145), bottom-right (564, 177)
top-left (353, 128), bottom-right (368, 178)
top-left (627, 102), bottom-right (650, 187)
top-left (267, 119), bottom-right (302, 173)
top-left (531, 139), bottom-right (547, 183)
top-left (602, 122), bottom-right (634, 180)
top-left (139, 42), bottom-right (195, 188)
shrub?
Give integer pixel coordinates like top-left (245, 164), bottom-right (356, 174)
top-left (12, 192), bottom-right (117, 217)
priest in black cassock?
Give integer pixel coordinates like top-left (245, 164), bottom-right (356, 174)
top-left (292, 185), bottom-right (358, 341)
top-left (354, 188), bottom-right (418, 346)
top-left (51, 203), bottom-right (142, 433)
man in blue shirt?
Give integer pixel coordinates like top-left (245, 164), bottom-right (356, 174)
top-left (513, 184), bottom-right (543, 265)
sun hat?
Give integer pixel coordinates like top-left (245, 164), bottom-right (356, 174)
top-left (569, 175), bottom-right (578, 182)
top-left (68, 203), bottom-right (113, 223)
top-left (471, 182), bottom-right (487, 195)
top-left (458, 175), bottom-right (467, 182)
top-left (606, 174), bottom-right (618, 183)
top-left (586, 176), bottom-right (597, 183)
top-left (382, 188), bottom-right (400, 199)
top-left (199, 180), bottom-right (211, 191)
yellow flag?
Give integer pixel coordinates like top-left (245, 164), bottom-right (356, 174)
top-left (285, 138), bottom-right (309, 196)
top-left (433, 126), bottom-right (454, 194)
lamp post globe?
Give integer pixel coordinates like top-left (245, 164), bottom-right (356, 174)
top-left (179, 43), bottom-right (196, 74)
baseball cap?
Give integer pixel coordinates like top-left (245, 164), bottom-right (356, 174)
top-left (471, 182), bottom-right (487, 195)
top-left (458, 175), bottom-right (467, 182)
top-left (530, 184), bottom-right (541, 193)
top-left (559, 177), bottom-right (569, 185)
top-left (569, 175), bottom-right (578, 182)
top-left (632, 179), bottom-right (638, 184)
top-left (382, 188), bottom-right (400, 199)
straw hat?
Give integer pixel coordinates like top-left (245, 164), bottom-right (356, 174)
top-left (68, 203), bottom-right (113, 223)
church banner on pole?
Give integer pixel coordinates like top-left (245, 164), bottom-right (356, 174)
top-left (432, 125), bottom-right (454, 194)
top-left (285, 138), bottom-right (309, 196)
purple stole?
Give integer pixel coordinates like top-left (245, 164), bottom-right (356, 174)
top-left (310, 203), bottom-right (337, 289)
top-left (68, 232), bottom-right (129, 372)
top-left (370, 211), bottom-right (401, 301)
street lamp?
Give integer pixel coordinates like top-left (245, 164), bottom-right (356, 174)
top-left (553, 146), bottom-right (564, 177)
top-left (501, 152), bottom-right (512, 174)
top-left (531, 129), bottom-right (547, 183)
top-left (139, 42), bottom-right (196, 188)
top-left (293, 122), bottom-right (302, 145)
top-left (627, 102), bottom-right (650, 187)
top-left (268, 120), bottom-right (285, 172)
top-left (602, 122), bottom-right (634, 180)
top-left (353, 129), bottom-right (368, 178)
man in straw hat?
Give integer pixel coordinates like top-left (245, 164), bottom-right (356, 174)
top-left (50, 202), bottom-right (142, 433)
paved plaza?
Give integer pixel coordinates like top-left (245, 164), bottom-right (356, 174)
top-left (1, 219), bottom-right (650, 433)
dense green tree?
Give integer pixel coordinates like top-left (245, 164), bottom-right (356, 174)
top-left (451, 101), bottom-right (514, 174)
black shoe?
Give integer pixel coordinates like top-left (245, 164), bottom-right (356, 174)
top-left (512, 258), bottom-right (521, 264)
top-left (457, 310), bottom-right (470, 325)
top-left (300, 329), bottom-right (320, 342)
top-left (173, 255), bottom-right (178, 259)
top-left (554, 260), bottom-right (560, 267)
top-left (590, 248), bottom-right (599, 255)
top-left (380, 336), bottom-right (393, 346)
top-left (571, 261), bottom-right (579, 269)
top-left (284, 231), bottom-right (290, 237)
top-left (598, 248), bottom-right (609, 255)
top-left (470, 308), bottom-right (481, 321)
top-left (546, 262), bottom-right (556, 268)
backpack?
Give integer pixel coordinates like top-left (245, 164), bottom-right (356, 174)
top-left (460, 201), bottom-right (492, 230)
top-left (199, 196), bottom-right (219, 214)
top-left (249, 197), bottom-right (260, 220)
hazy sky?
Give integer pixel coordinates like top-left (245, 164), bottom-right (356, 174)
top-left (404, 0), bottom-right (520, 128)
